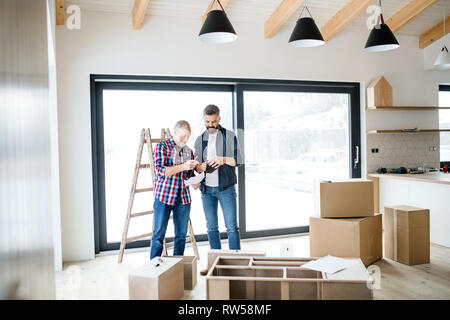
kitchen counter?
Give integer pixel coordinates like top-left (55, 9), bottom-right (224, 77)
top-left (368, 172), bottom-right (450, 248)
top-left (368, 172), bottom-right (450, 185)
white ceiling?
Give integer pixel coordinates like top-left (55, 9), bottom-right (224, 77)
top-left (66, 0), bottom-right (450, 37)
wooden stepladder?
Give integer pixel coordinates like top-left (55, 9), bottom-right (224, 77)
top-left (162, 214), bottom-right (200, 259)
top-left (118, 128), bottom-right (200, 263)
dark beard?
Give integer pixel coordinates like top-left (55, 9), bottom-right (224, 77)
top-left (207, 126), bottom-right (218, 134)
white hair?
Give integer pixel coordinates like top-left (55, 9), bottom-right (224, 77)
top-left (174, 120), bottom-right (191, 133)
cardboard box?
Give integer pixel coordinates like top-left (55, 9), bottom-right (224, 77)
top-left (384, 205), bottom-right (430, 265)
top-left (309, 214), bottom-right (382, 266)
top-left (315, 179), bottom-right (374, 218)
top-left (129, 257), bottom-right (183, 300)
top-left (174, 255), bottom-right (198, 290)
top-left (207, 249), bottom-right (266, 270)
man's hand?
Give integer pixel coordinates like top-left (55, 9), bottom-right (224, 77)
top-left (184, 159), bottom-right (199, 171)
top-left (208, 156), bottom-right (225, 169)
top-left (192, 183), bottom-right (200, 190)
top-left (195, 161), bottom-right (207, 173)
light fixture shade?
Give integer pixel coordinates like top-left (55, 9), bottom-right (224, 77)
top-left (364, 23), bottom-right (399, 52)
top-left (198, 10), bottom-right (237, 44)
top-left (434, 46), bottom-right (450, 70)
top-left (288, 17), bottom-right (325, 48)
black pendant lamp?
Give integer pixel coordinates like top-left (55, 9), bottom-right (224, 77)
top-left (288, 1), bottom-right (325, 48)
top-left (364, 0), bottom-right (399, 52)
top-left (198, 0), bottom-right (237, 44)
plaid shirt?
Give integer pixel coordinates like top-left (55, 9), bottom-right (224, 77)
top-left (153, 137), bottom-right (194, 205)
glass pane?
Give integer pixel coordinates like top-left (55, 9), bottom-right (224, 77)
top-left (243, 91), bottom-right (350, 231)
top-left (439, 90), bottom-right (450, 162)
top-left (102, 89), bottom-right (233, 244)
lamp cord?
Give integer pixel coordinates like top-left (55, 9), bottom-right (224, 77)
top-left (216, 0), bottom-right (225, 11)
top-left (299, 0), bottom-right (313, 18)
top-left (442, 0), bottom-right (447, 52)
top-left (376, 0), bottom-right (384, 27)
top-left (443, 0), bottom-right (446, 39)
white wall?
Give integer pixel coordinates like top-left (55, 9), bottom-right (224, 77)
top-left (56, 10), bottom-right (450, 262)
top-left (47, 0), bottom-right (63, 272)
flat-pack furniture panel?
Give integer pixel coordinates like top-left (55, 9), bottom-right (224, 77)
top-left (287, 269), bottom-right (321, 300)
top-left (206, 256), bottom-right (373, 300)
top-left (322, 258), bottom-right (373, 300)
top-left (129, 257), bottom-right (183, 300)
top-left (207, 250), bottom-right (266, 270)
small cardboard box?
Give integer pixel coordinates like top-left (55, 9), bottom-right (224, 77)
top-left (384, 205), bottom-right (430, 265)
top-left (174, 255), bottom-right (198, 290)
top-left (309, 214), bottom-right (382, 266)
top-left (315, 179), bottom-right (374, 218)
top-left (129, 257), bottom-right (184, 300)
top-left (207, 250), bottom-right (266, 270)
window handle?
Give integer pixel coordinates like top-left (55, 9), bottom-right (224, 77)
top-left (354, 145), bottom-right (359, 169)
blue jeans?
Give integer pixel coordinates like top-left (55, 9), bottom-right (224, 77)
top-left (201, 185), bottom-right (241, 250)
top-left (150, 193), bottom-right (191, 259)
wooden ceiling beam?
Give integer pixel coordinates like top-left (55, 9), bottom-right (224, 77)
top-left (419, 15), bottom-right (450, 48)
top-left (132, 0), bottom-right (150, 30)
top-left (320, 0), bottom-right (372, 42)
top-left (386, 0), bottom-right (439, 33)
top-left (56, 0), bottom-right (65, 26)
top-left (202, 0), bottom-right (231, 24)
top-left (264, 0), bottom-right (304, 39)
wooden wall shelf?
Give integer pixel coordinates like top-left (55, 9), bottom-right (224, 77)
top-left (367, 129), bottom-right (450, 134)
top-left (367, 106), bottom-right (450, 110)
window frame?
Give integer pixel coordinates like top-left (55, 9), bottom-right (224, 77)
top-left (439, 85), bottom-right (450, 167)
top-left (235, 83), bottom-right (361, 238)
top-left (90, 75), bottom-right (361, 253)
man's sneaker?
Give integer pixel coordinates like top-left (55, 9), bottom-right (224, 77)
top-left (200, 268), bottom-right (208, 276)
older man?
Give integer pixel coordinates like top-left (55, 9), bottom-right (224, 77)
top-left (150, 120), bottom-right (199, 259)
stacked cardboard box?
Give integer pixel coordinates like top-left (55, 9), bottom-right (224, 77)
top-left (310, 180), bottom-right (382, 267)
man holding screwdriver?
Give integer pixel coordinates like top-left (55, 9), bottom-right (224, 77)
top-left (150, 120), bottom-right (199, 259)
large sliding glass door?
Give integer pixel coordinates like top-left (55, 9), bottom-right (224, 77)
top-left (235, 84), bottom-right (360, 238)
top-left (241, 89), bottom-right (351, 232)
top-left (91, 76), bottom-right (361, 252)
top-left (94, 82), bottom-right (234, 251)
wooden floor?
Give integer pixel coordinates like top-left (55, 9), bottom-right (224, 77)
top-left (55, 234), bottom-right (450, 300)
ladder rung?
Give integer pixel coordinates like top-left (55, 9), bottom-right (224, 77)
top-left (126, 232), bottom-right (153, 243)
top-left (130, 210), bottom-right (154, 218)
top-left (144, 138), bottom-right (164, 143)
top-left (135, 187), bottom-right (153, 193)
top-left (139, 164), bottom-right (152, 168)
top-left (165, 242), bottom-right (174, 248)
top-left (165, 236), bottom-right (192, 248)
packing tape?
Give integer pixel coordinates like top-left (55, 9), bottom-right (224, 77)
top-left (393, 209), bottom-right (397, 261)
